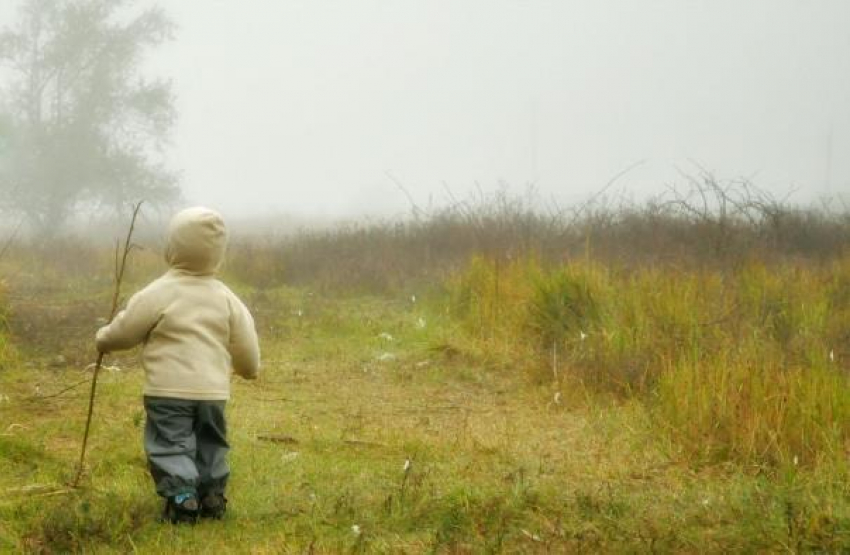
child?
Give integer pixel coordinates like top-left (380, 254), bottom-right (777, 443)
top-left (95, 206), bottom-right (260, 523)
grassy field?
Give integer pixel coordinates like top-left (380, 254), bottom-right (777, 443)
top-left (0, 271), bottom-right (848, 553)
top-left (1, 192), bottom-right (849, 552)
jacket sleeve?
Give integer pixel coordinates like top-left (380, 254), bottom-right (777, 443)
top-left (228, 294), bottom-right (260, 379)
top-left (95, 286), bottom-right (162, 353)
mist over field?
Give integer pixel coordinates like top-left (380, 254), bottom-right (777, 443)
top-left (1, 2), bottom-right (849, 552)
top-left (3, 0), bottom-right (850, 226)
top-left (154, 0), bottom-right (850, 219)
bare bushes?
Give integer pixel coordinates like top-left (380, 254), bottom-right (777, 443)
top-left (226, 178), bottom-right (850, 293)
top-left (2, 174), bottom-right (847, 295)
top-left (228, 191), bottom-right (564, 292)
top-left (6, 176), bottom-right (843, 294)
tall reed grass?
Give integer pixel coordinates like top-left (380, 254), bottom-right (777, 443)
top-left (445, 255), bottom-right (850, 467)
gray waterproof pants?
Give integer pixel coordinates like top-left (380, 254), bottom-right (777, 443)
top-left (143, 396), bottom-right (229, 498)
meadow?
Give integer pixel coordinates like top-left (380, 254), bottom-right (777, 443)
top-left (0, 182), bottom-right (848, 552)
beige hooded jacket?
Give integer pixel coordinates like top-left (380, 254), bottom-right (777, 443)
top-left (96, 207), bottom-right (260, 400)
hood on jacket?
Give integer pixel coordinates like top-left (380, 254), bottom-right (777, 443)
top-left (165, 207), bottom-right (227, 275)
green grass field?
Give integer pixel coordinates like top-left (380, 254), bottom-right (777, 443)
top-left (1, 275), bottom-right (848, 553)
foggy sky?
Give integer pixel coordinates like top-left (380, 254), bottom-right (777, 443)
top-left (4, 1), bottom-right (850, 219)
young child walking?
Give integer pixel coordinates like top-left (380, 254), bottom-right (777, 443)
top-left (95, 206), bottom-right (260, 523)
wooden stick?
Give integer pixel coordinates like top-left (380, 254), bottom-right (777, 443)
top-left (71, 201), bottom-right (143, 488)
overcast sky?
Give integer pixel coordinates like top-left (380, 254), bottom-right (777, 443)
top-left (4, 1), bottom-right (850, 219)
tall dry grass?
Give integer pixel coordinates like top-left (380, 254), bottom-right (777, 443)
top-left (445, 254), bottom-right (850, 468)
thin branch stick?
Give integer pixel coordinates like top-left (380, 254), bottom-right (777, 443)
top-left (72, 201), bottom-right (143, 488)
top-left (26, 378), bottom-right (90, 400)
top-left (567, 159), bottom-right (646, 227)
top-left (385, 171), bottom-right (425, 220)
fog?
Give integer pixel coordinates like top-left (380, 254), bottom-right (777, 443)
top-left (4, 1), bottom-right (850, 221)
